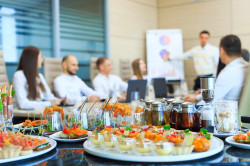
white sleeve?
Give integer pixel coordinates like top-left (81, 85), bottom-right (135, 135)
top-left (170, 49), bottom-right (193, 61)
top-left (54, 77), bottom-right (67, 98)
top-left (79, 78), bottom-right (95, 97)
top-left (213, 72), bottom-right (232, 101)
top-left (79, 79), bottom-right (106, 99)
top-left (118, 77), bottom-right (128, 92)
top-left (39, 74), bottom-right (55, 101)
top-left (13, 72), bottom-right (51, 109)
top-left (93, 77), bottom-right (109, 99)
top-left (213, 47), bottom-right (220, 71)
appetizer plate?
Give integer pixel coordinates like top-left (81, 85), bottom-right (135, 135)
top-left (225, 136), bottom-right (250, 149)
top-left (84, 137), bottom-right (224, 163)
top-left (13, 123), bottom-right (39, 131)
top-left (49, 131), bottom-right (88, 143)
top-left (0, 136), bottom-right (57, 164)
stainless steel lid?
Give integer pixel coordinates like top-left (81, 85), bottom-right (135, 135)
top-left (151, 101), bottom-right (164, 107)
top-left (181, 102), bottom-right (193, 108)
top-left (181, 102), bottom-right (194, 113)
top-left (167, 99), bottom-right (175, 105)
top-left (172, 100), bottom-right (183, 106)
top-left (145, 100), bottom-right (154, 105)
top-left (151, 102), bottom-right (164, 112)
top-left (200, 77), bottom-right (215, 90)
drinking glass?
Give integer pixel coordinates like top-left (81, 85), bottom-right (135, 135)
top-left (214, 100), bottom-right (238, 134)
top-left (44, 111), bottom-right (63, 132)
top-left (131, 91), bottom-right (140, 112)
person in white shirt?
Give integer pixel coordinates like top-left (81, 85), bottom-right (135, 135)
top-left (93, 57), bottom-right (128, 100)
top-left (184, 35), bottom-right (249, 102)
top-left (165, 30), bottom-right (219, 90)
top-left (54, 55), bottom-right (102, 103)
top-left (13, 46), bottom-right (62, 109)
top-left (131, 58), bottom-right (147, 80)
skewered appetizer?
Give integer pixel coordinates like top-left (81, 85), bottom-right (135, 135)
top-left (43, 105), bottom-right (65, 120)
top-left (22, 120), bottom-right (47, 128)
top-left (233, 131), bottom-right (250, 144)
top-left (102, 103), bottom-right (132, 117)
top-left (59, 126), bottom-right (88, 139)
top-left (0, 131), bottom-right (51, 159)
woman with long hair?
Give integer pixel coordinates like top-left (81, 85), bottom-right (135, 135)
top-left (13, 46), bottom-right (62, 109)
top-left (131, 58), bottom-right (147, 80)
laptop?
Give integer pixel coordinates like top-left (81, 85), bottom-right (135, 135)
top-left (152, 78), bottom-right (168, 98)
top-left (124, 80), bottom-right (147, 103)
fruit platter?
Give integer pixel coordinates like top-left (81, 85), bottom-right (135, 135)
top-left (84, 125), bottom-right (224, 162)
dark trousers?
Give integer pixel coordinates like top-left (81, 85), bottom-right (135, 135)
top-left (193, 74), bottom-right (213, 90)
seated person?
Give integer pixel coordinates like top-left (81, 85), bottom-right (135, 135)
top-left (216, 48), bottom-right (249, 78)
top-left (93, 57), bottom-right (128, 100)
top-left (13, 46), bottom-right (62, 109)
top-left (54, 55), bottom-right (103, 103)
top-left (131, 58), bottom-right (147, 80)
top-left (184, 35), bottom-right (249, 102)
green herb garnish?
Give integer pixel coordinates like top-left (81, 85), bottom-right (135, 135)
top-left (164, 125), bottom-right (170, 130)
top-left (184, 129), bottom-right (190, 133)
top-left (126, 126), bottom-right (133, 131)
top-left (11, 90), bottom-right (15, 96)
top-left (204, 133), bottom-right (211, 140)
top-left (200, 128), bottom-right (207, 135)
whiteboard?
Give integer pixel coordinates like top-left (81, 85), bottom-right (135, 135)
top-left (146, 29), bottom-right (184, 81)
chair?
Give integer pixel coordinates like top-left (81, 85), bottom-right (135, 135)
top-left (0, 51), bottom-right (9, 87)
top-left (43, 57), bottom-right (62, 92)
top-left (90, 57), bottom-right (99, 85)
top-left (119, 59), bottom-right (132, 82)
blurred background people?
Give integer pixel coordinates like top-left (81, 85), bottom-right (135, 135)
top-left (13, 46), bottom-right (62, 109)
top-left (216, 48), bottom-right (249, 78)
top-left (166, 30), bottom-right (219, 90)
top-left (131, 58), bottom-right (147, 80)
top-left (93, 57), bottom-right (128, 100)
top-left (54, 55), bottom-right (103, 104)
top-left (184, 35), bottom-right (249, 102)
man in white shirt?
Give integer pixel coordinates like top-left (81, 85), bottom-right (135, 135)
top-left (93, 57), bottom-right (128, 100)
top-left (184, 35), bottom-right (249, 102)
top-left (166, 30), bottom-right (219, 90)
top-left (54, 55), bottom-right (103, 104)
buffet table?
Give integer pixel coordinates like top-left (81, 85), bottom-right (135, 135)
top-left (0, 137), bottom-right (249, 166)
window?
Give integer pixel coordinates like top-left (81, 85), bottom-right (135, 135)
top-left (0, 0), bottom-right (53, 62)
top-left (0, 0), bottom-right (107, 84)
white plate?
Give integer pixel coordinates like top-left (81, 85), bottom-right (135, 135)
top-left (13, 123), bottom-right (39, 131)
top-left (49, 131), bottom-right (88, 142)
top-left (0, 135), bottom-right (57, 164)
top-left (225, 136), bottom-right (250, 149)
top-left (84, 137), bottom-right (224, 162)
top-left (213, 133), bottom-right (235, 138)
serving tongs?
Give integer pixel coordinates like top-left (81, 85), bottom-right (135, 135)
top-left (87, 100), bottom-right (98, 115)
top-left (79, 98), bottom-right (88, 113)
top-left (102, 97), bottom-right (112, 113)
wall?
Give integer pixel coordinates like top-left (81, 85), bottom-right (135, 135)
top-left (158, 0), bottom-right (250, 90)
top-left (108, 0), bottom-right (158, 75)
